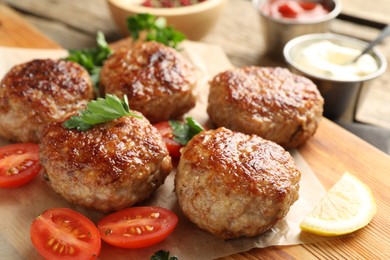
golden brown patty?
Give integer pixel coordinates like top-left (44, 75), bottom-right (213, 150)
top-left (100, 41), bottom-right (197, 123)
top-left (175, 127), bottom-right (301, 239)
top-left (40, 114), bottom-right (172, 212)
top-left (0, 59), bottom-right (94, 143)
top-left (207, 66), bottom-right (324, 148)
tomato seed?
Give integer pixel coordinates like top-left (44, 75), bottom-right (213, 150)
top-left (146, 225), bottom-right (154, 231)
top-left (130, 227), bottom-right (136, 234)
top-left (59, 244), bottom-right (65, 254)
top-left (7, 167), bottom-right (19, 175)
top-left (53, 242), bottom-right (59, 251)
top-left (151, 212), bottom-right (160, 218)
top-left (48, 238), bottom-right (55, 246)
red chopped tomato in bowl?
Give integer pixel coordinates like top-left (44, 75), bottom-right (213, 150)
top-left (142, 0), bottom-right (207, 8)
top-left (261, 0), bottom-right (330, 20)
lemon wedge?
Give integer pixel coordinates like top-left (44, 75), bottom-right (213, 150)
top-left (300, 172), bottom-right (377, 236)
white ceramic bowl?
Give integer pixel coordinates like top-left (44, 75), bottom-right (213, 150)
top-left (107, 0), bottom-right (226, 40)
top-left (284, 33), bottom-right (387, 120)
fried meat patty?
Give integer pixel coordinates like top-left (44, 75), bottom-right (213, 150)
top-left (100, 41), bottom-right (197, 123)
top-left (40, 114), bottom-right (172, 212)
top-left (207, 66), bottom-right (324, 148)
top-left (0, 59), bottom-right (94, 143)
top-left (175, 127), bottom-right (301, 239)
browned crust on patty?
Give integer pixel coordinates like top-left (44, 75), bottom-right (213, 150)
top-left (175, 127), bottom-right (301, 239)
top-left (207, 66), bottom-right (324, 148)
top-left (40, 115), bottom-right (172, 212)
top-left (0, 59), bottom-right (94, 142)
top-left (100, 41), bottom-right (197, 123)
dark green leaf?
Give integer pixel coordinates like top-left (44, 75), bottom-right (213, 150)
top-left (127, 13), bottom-right (156, 40)
top-left (186, 117), bottom-right (204, 133)
top-left (150, 250), bottom-right (178, 260)
top-left (169, 120), bottom-right (188, 145)
top-left (169, 117), bottom-right (204, 145)
top-left (65, 31), bottom-right (112, 89)
top-left (122, 95), bottom-right (130, 113)
top-left (63, 114), bottom-right (94, 131)
top-left (62, 94), bottom-right (142, 131)
top-left (126, 13), bottom-right (186, 49)
top-left (90, 67), bottom-right (102, 88)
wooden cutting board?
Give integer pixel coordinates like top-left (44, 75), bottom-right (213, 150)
top-left (1, 4), bottom-right (390, 259)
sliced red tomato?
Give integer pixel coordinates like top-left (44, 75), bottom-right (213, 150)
top-left (153, 121), bottom-right (182, 158)
top-left (30, 208), bottom-right (101, 260)
top-left (0, 143), bottom-right (42, 188)
top-left (98, 206), bottom-right (178, 249)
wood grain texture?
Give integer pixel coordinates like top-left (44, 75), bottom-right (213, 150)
top-left (340, 0), bottom-right (390, 25)
top-left (17, 14), bottom-right (100, 49)
top-left (1, 2), bottom-right (390, 259)
top-left (3, 0), bottom-right (117, 35)
top-left (222, 118), bottom-right (390, 259)
top-left (3, 0), bottom-right (122, 47)
top-left (0, 4), bottom-right (59, 48)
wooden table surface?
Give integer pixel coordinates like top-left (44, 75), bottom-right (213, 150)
top-left (1, 1), bottom-right (390, 259)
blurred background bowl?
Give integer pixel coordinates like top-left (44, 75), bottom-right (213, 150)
top-left (253, 0), bottom-right (341, 60)
top-left (107, 0), bottom-right (226, 41)
top-left (284, 33), bottom-right (387, 120)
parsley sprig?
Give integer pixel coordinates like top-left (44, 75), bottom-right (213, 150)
top-left (63, 94), bottom-right (142, 131)
top-left (65, 31), bottom-right (112, 88)
top-left (170, 117), bottom-right (204, 145)
top-left (151, 250), bottom-right (178, 260)
top-left (127, 13), bottom-right (186, 49)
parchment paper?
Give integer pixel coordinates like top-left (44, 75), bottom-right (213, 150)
top-left (0, 43), bottom-right (328, 259)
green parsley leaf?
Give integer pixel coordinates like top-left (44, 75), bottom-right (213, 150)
top-left (186, 116), bottom-right (204, 133)
top-left (127, 13), bottom-right (186, 49)
top-left (65, 31), bottom-right (112, 88)
top-left (63, 94), bottom-right (142, 131)
top-left (169, 117), bottom-right (204, 145)
top-left (150, 250), bottom-right (178, 260)
top-left (127, 13), bottom-right (156, 39)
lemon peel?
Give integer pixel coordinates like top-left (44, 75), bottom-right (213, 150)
top-left (300, 172), bottom-right (376, 236)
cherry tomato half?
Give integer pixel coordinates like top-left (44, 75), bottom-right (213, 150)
top-left (153, 121), bottom-right (182, 158)
top-left (98, 206), bottom-right (178, 249)
top-left (30, 208), bottom-right (101, 260)
top-left (0, 143), bottom-right (42, 188)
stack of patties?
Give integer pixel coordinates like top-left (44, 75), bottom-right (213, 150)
top-left (39, 41), bottom-right (199, 212)
top-left (175, 66), bottom-right (324, 239)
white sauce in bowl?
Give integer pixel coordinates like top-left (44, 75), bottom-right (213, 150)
top-left (293, 40), bottom-right (379, 81)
